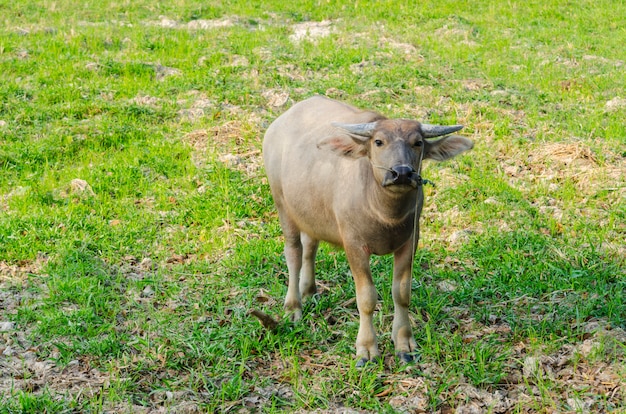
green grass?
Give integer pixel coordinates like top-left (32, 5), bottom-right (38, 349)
top-left (1, 0), bottom-right (625, 412)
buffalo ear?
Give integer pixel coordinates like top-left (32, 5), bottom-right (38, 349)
top-left (317, 135), bottom-right (369, 158)
top-left (424, 135), bottom-right (474, 161)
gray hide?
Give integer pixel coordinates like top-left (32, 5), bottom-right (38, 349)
top-left (263, 96), bottom-right (474, 365)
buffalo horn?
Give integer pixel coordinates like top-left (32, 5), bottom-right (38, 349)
top-left (420, 123), bottom-right (464, 138)
top-left (332, 122), bottom-right (377, 137)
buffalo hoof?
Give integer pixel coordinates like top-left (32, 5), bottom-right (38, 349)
top-left (397, 352), bottom-right (418, 364)
top-left (356, 356), bottom-right (381, 368)
top-left (286, 309), bottom-right (302, 323)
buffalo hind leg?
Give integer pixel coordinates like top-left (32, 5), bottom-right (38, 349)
top-left (392, 240), bottom-right (418, 363)
top-left (299, 232), bottom-right (319, 299)
top-left (279, 210), bottom-right (304, 321)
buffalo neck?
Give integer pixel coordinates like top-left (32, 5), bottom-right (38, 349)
top-left (362, 162), bottom-right (422, 225)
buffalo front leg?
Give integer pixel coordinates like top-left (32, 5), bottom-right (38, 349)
top-left (392, 239), bottom-right (419, 363)
top-left (345, 246), bottom-right (380, 367)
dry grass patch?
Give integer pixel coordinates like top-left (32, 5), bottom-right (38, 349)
top-left (498, 140), bottom-right (625, 193)
top-left (183, 114), bottom-right (264, 173)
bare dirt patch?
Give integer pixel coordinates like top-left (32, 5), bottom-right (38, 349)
top-left (262, 89), bottom-right (291, 108)
top-left (148, 16), bottom-right (235, 30)
top-left (182, 115), bottom-right (263, 177)
top-left (130, 94), bottom-right (162, 107)
top-left (289, 20), bottom-right (334, 42)
top-left (177, 101), bottom-right (214, 122)
top-left (0, 350), bottom-right (109, 404)
top-left (379, 37), bottom-right (420, 61)
top-left (605, 96), bottom-right (626, 111)
top-left (1, 258), bottom-right (112, 407)
top-left (434, 22), bottom-right (480, 47)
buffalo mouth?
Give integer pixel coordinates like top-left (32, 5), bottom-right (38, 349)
top-left (382, 175), bottom-right (420, 189)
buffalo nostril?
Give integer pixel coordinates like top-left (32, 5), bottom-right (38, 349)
top-left (391, 165), bottom-right (415, 180)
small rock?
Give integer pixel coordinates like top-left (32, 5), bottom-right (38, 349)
top-left (578, 339), bottom-right (599, 358)
top-left (522, 355), bottom-right (540, 379)
top-left (141, 285), bottom-right (155, 298)
top-left (448, 229), bottom-right (473, 244)
top-left (262, 89), bottom-right (290, 108)
top-left (156, 17), bottom-right (179, 29)
top-left (483, 197), bottom-right (500, 205)
top-left (605, 96), bottom-right (626, 111)
top-left (456, 403), bottom-right (483, 414)
top-left (155, 64), bottom-right (182, 80)
top-left (23, 351), bottom-right (38, 360)
top-left (31, 360), bottom-right (54, 376)
top-left (567, 397), bottom-right (592, 412)
top-left (140, 257), bottom-right (154, 270)
top-left (85, 62), bottom-right (100, 71)
top-left (0, 321), bottom-right (15, 332)
top-left (70, 179), bottom-right (96, 197)
top-left (389, 395), bottom-right (427, 411)
top-left (437, 280), bottom-right (458, 292)
top-left (491, 89), bottom-right (509, 97)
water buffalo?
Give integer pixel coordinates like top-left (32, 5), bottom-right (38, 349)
top-left (263, 96), bottom-right (473, 365)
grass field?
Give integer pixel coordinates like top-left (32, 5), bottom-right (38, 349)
top-left (1, 0), bottom-right (625, 412)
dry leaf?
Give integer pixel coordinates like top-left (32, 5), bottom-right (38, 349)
top-left (248, 309), bottom-right (280, 331)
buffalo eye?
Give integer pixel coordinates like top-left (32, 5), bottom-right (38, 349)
top-left (413, 140), bottom-right (423, 147)
top-left (374, 139), bottom-right (384, 147)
